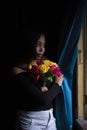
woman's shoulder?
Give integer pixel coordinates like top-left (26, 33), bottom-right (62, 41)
top-left (10, 63), bottom-right (28, 77)
top-left (11, 66), bottom-right (26, 75)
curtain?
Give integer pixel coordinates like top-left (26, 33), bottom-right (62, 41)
top-left (54, 0), bottom-right (87, 130)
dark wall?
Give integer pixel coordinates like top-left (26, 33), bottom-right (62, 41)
top-left (1, 4), bottom-right (66, 130)
top-left (1, 1), bottom-right (80, 129)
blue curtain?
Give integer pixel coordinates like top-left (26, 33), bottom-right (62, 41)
top-left (54, 0), bottom-right (87, 130)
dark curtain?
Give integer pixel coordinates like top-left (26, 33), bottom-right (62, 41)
top-left (1, 0), bottom-right (87, 130)
top-left (54, 1), bottom-right (87, 130)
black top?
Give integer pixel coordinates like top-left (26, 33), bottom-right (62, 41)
top-left (10, 72), bottom-right (62, 111)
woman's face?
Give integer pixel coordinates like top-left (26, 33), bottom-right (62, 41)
top-left (35, 35), bottom-right (46, 59)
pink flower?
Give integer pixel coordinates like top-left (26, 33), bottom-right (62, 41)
top-left (50, 65), bottom-right (62, 77)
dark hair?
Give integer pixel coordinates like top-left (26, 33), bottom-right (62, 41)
top-left (12, 31), bottom-right (47, 67)
top-left (30, 31), bottom-right (46, 58)
top-left (31, 31), bottom-right (46, 47)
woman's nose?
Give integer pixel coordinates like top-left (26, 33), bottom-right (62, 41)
top-left (39, 47), bottom-right (43, 51)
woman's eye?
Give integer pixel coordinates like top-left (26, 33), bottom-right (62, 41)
top-left (36, 41), bottom-right (45, 48)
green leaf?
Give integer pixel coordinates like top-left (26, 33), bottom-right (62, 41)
top-left (47, 77), bottom-right (53, 82)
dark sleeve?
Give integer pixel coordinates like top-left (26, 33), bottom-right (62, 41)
top-left (12, 73), bottom-right (62, 105)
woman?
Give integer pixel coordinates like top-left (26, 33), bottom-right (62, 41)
top-left (10, 31), bottom-right (64, 130)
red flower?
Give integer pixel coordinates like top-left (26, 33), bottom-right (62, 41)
top-left (29, 65), bottom-right (40, 82)
top-left (37, 60), bottom-right (42, 66)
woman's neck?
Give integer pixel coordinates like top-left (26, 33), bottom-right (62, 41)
top-left (35, 57), bottom-right (42, 60)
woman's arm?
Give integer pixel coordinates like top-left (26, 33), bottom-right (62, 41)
top-left (12, 72), bottom-right (63, 105)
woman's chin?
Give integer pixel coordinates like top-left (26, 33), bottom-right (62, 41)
top-left (37, 54), bottom-right (43, 59)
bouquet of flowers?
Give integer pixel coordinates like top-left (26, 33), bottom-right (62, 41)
top-left (28, 60), bottom-right (62, 88)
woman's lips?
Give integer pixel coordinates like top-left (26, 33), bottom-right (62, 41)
top-left (38, 54), bottom-right (43, 56)
top-left (38, 53), bottom-right (43, 55)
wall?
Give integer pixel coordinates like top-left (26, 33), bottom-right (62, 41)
top-left (77, 11), bottom-right (87, 118)
top-left (77, 28), bottom-right (84, 118)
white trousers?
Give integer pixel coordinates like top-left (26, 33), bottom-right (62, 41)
top-left (15, 108), bottom-right (57, 130)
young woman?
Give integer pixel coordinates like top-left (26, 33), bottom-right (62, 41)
top-left (10, 32), bottom-right (64, 130)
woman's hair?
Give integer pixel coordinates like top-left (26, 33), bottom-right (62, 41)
top-left (12, 31), bottom-right (47, 68)
top-left (12, 31), bottom-right (46, 66)
top-left (31, 31), bottom-right (46, 47)
top-left (30, 31), bottom-right (46, 58)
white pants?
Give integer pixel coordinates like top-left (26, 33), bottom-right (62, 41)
top-left (15, 108), bottom-right (57, 130)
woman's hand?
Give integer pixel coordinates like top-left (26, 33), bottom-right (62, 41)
top-left (41, 86), bottom-right (48, 92)
top-left (54, 74), bottom-right (64, 86)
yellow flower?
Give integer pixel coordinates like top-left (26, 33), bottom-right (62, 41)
top-left (28, 64), bottom-right (32, 70)
top-left (39, 64), bottom-right (49, 73)
top-left (43, 60), bottom-right (58, 67)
